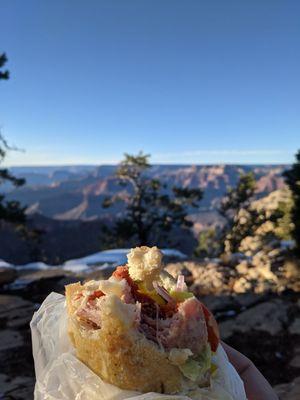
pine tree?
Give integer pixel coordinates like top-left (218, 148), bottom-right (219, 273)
top-left (0, 53), bottom-right (9, 80)
top-left (284, 150), bottom-right (300, 255)
top-left (194, 227), bottom-right (221, 258)
top-left (103, 152), bottom-right (203, 246)
top-left (220, 172), bottom-right (256, 253)
top-left (0, 53), bottom-right (27, 227)
top-left (220, 172), bottom-right (293, 256)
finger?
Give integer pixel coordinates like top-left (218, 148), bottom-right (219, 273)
top-left (222, 341), bottom-right (252, 375)
top-left (222, 342), bottom-right (278, 400)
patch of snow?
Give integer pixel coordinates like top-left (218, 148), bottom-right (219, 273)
top-left (161, 249), bottom-right (187, 259)
top-left (0, 259), bottom-right (13, 268)
top-left (62, 262), bottom-right (115, 274)
top-left (15, 262), bottom-right (54, 271)
top-left (64, 248), bottom-right (187, 267)
top-left (64, 249), bottom-right (130, 267)
top-left (61, 263), bottom-right (90, 273)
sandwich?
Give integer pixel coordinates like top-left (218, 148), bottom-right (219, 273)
top-left (65, 246), bottom-right (220, 395)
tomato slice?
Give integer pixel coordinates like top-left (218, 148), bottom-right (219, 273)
top-left (88, 290), bottom-right (105, 302)
top-left (74, 293), bottom-right (83, 301)
top-left (201, 303), bottom-right (220, 352)
top-left (113, 266), bottom-right (138, 290)
top-left (113, 266), bottom-right (157, 304)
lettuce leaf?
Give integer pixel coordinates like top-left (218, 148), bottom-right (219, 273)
top-left (179, 344), bottom-right (212, 382)
top-left (169, 290), bottom-right (194, 302)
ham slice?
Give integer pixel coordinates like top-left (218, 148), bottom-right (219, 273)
top-left (161, 298), bottom-right (208, 353)
top-left (76, 295), bottom-right (106, 329)
top-left (140, 297), bottom-right (208, 354)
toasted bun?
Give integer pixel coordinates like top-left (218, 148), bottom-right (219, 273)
top-left (65, 282), bottom-right (183, 393)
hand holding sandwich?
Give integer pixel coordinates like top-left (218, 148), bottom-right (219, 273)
top-left (223, 343), bottom-right (279, 400)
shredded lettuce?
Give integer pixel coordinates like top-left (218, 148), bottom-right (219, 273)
top-left (169, 348), bottom-right (193, 366)
top-left (179, 344), bottom-right (212, 382)
top-left (169, 290), bottom-right (194, 302)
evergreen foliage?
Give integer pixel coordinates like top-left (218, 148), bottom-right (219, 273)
top-left (220, 172), bottom-right (256, 253)
top-left (284, 150), bottom-right (300, 254)
top-left (103, 152), bottom-right (203, 246)
top-left (0, 53), bottom-right (27, 227)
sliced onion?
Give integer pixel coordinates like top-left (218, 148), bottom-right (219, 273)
top-left (153, 281), bottom-right (174, 303)
top-left (134, 301), bottom-right (141, 324)
top-left (176, 274), bottom-right (187, 291)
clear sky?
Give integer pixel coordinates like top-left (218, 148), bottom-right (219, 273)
top-left (1, 0), bottom-right (299, 166)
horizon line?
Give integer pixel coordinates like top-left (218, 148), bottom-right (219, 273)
top-left (5, 161), bottom-right (291, 168)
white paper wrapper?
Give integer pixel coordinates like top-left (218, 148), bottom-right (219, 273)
top-left (30, 292), bottom-right (247, 400)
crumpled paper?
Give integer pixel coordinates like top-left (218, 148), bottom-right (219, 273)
top-left (30, 292), bottom-right (247, 400)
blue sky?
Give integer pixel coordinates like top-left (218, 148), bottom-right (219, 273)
top-left (1, 0), bottom-right (299, 166)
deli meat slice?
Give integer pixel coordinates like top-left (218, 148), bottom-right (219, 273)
top-left (140, 297), bottom-right (208, 353)
top-left (113, 266), bottom-right (208, 353)
top-left (158, 297), bottom-right (208, 353)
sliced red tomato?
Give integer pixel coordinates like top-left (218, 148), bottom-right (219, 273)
top-left (88, 290), bottom-right (105, 302)
top-left (201, 303), bottom-right (220, 352)
top-left (112, 265), bottom-right (129, 280)
top-left (113, 266), bottom-right (157, 303)
top-left (112, 265), bottom-right (138, 290)
top-left (74, 293), bottom-right (83, 301)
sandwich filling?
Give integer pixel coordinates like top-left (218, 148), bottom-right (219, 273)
top-left (71, 246), bottom-right (219, 387)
